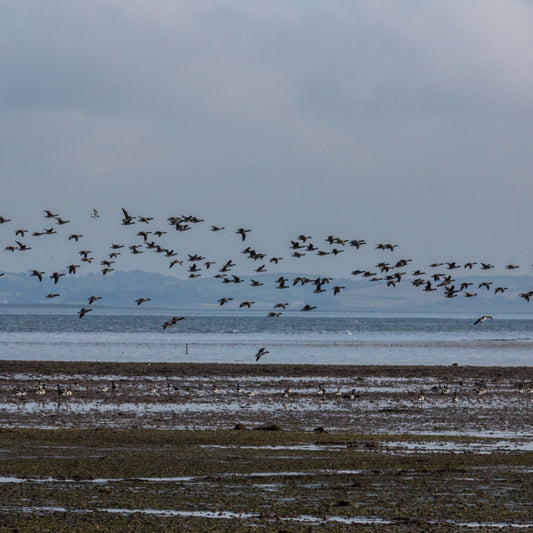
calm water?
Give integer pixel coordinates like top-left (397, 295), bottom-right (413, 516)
top-left (0, 308), bottom-right (532, 365)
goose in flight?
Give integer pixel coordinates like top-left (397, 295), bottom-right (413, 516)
top-left (236, 228), bottom-right (250, 241)
top-left (88, 296), bottom-right (102, 304)
top-left (121, 208), bottom-right (135, 225)
top-left (162, 316), bottom-right (185, 329)
top-left (90, 208), bottom-right (100, 218)
top-left (255, 347), bottom-right (269, 361)
top-left (135, 298), bottom-right (151, 305)
top-left (169, 259), bottom-right (182, 269)
top-left (474, 315), bottom-right (493, 325)
top-left (30, 270), bottom-right (44, 281)
top-left (519, 291), bottom-right (533, 302)
top-left (78, 307), bottom-right (92, 318)
top-left (50, 272), bottom-right (65, 284)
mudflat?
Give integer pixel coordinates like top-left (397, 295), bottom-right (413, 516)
top-left (0, 361), bottom-right (531, 531)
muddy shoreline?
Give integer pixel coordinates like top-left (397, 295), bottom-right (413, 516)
top-left (2, 359), bottom-right (532, 378)
top-left (0, 361), bottom-right (531, 531)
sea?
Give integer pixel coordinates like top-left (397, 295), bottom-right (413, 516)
top-left (0, 305), bottom-right (532, 366)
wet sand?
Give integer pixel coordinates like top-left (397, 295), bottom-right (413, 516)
top-left (0, 361), bottom-right (531, 531)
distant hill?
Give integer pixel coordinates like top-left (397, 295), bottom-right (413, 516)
top-left (1, 269), bottom-right (533, 314)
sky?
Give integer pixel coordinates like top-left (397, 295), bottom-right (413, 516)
top-left (1, 1), bottom-right (533, 278)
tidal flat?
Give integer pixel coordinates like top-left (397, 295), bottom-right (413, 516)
top-left (0, 361), bottom-right (531, 531)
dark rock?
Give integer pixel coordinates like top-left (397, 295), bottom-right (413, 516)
top-left (253, 424), bottom-right (281, 431)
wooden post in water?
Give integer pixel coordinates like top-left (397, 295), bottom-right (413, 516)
top-left (185, 343), bottom-right (188, 355)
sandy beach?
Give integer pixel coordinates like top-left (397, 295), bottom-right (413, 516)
top-left (0, 361), bottom-right (531, 531)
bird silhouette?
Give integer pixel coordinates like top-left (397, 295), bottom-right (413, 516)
top-left (255, 347), bottom-right (269, 361)
top-left (236, 228), bottom-right (250, 241)
top-left (78, 307), bottom-right (92, 318)
top-left (30, 270), bottom-right (44, 282)
top-left (474, 315), bottom-right (493, 325)
top-left (162, 316), bottom-right (185, 329)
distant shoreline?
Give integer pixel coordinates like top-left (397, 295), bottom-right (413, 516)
top-left (1, 360), bottom-right (531, 378)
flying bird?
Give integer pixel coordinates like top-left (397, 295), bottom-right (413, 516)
top-left (474, 315), bottom-right (493, 325)
top-left (30, 270), bottom-right (44, 282)
top-left (162, 316), bottom-right (185, 329)
top-left (50, 272), bottom-right (65, 284)
top-left (121, 208), bottom-right (135, 225)
top-left (236, 228), bottom-right (250, 241)
top-left (78, 307), bottom-right (92, 318)
top-left (255, 347), bottom-right (269, 361)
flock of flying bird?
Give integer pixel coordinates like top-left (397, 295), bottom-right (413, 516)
top-left (1, 207), bottom-right (532, 361)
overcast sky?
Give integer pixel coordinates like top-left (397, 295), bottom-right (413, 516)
top-left (1, 1), bottom-right (532, 278)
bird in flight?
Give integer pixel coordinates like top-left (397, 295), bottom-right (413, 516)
top-left (236, 228), bottom-right (250, 241)
top-left (474, 315), bottom-right (493, 325)
top-left (30, 270), bottom-right (44, 282)
top-left (255, 347), bottom-right (269, 361)
top-left (162, 316), bottom-right (185, 329)
top-left (78, 307), bottom-right (92, 318)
